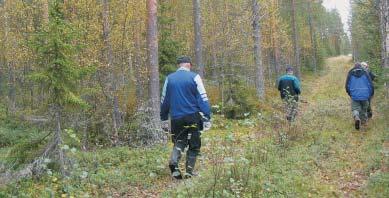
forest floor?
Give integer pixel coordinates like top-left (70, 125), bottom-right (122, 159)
top-left (1, 56), bottom-right (388, 197)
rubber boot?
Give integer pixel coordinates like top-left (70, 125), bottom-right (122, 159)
top-left (169, 143), bottom-right (184, 179)
top-left (185, 152), bottom-right (197, 179)
top-left (354, 115), bottom-right (361, 130)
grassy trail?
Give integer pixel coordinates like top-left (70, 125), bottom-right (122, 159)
top-left (163, 56), bottom-right (388, 197)
top-left (299, 56), bottom-right (383, 196)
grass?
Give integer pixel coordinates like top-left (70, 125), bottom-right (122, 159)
top-left (0, 56), bottom-right (388, 197)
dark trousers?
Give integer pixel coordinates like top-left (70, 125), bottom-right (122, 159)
top-left (169, 113), bottom-right (202, 174)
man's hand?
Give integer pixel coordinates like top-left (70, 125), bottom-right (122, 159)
top-left (161, 120), bottom-right (170, 132)
top-left (203, 121), bottom-right (212, 131)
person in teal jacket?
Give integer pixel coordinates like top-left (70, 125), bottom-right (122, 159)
top-left (277, 66), bottom-right (301, 122)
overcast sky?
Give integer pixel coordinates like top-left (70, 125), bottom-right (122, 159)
top-left (322, 0), bottom-right (351, 35)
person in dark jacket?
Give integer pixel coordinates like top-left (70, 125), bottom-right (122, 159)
top-left (277, 66), bottom-right (301, 122)
top-left (345, 63), bottom-right (374, 130)
top-left (160, 56), bottom-right (211, 179)
top-left (361, 62), bottom-right (376, 118)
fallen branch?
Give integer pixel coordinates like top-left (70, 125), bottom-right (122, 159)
top-left (20, 115), bottom-right (49, 124)
top-left (0, 137), bottom-right (59, 186)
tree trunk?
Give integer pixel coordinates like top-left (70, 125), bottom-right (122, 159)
top-left (102, 0), bottom-right (120, 145)
top-left (252, 0), bottom-right (265, 99)
top-left (2, 5), bottom-right (16, 115)
top-left (146, 0), bottom-right (165, 145)
top-left (307, 0), bottom-right (317, 73)
top-left (134, 21), bottom-right (145, 108)
top-left (7, 62), bottom-right (16, 115)
top-left (380, 0), bottom-right (389, 68)
top-left (42, 0), bottom-right (49, 25)
top-left (380, 0), bottom-right (389, 96)
top-left (210, 1), bottom-right (218, 82)
top-left (211, 41), bottom-right (218, 82)
top-left (54, 104), bottom-right (66, 175)
top-left (193, 0), bottom-right (204, 78)
top-left (291, 0), bottom-right (301, 77)
top-left (271, 0), bottom-right (281, 76)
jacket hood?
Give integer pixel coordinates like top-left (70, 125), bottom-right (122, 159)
top-left (350, 67), bottom-right (366, 78)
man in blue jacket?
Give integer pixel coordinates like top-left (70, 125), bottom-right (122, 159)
top-left (345, 63), bottom-right (374, 130)
top-left (277, 66), bottom-right (301, 122)
top-left (361, 62), bottom-right (376, 118)
top-left (161, 56), bottom-right (211, 179)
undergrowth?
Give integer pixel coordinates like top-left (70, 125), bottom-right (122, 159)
top-left (0, 57), bottom-right (388, 197)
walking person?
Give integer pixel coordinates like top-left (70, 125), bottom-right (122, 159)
top-left (160, 56), bottom-right (211, 179)
top-left (277, 66), bottom-right (301, 122)
top-left (360, 62), bottom-right (376, 118)
top-left (345, 63), bottom-right (374, 130)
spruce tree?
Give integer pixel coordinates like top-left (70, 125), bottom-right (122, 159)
top-left (30, 0), bottom-right (86, 175)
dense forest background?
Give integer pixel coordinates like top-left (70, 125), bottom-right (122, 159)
top-left (0, 0), bottom-right (388, 197)
top-left (0, 0), bottom-right (349, 147)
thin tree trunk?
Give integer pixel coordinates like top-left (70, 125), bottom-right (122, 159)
top-left (380, 0), bottom-right (389, 68)
top-left (8, 62), bottom-right (16, 115)
top-left (252, 0), bottom-right (265, 99)
top-left (211, 41), bottom-right (218, 82)
top-left (82, 119), bottom-right (88, 151)
top-left (307, 0), bottom-right (317, 73)
top-left (380, 0), bottom-right (389, 96)
top-left (54, 104), bottom-right (66, 175)
top-left (146, 0), bottom-right (164, 144)
top-left (3, 5), bottom-right (16, 115)
top-left (193, 0), bottom-right (204, 77)
top-left (102, 0), bottom-right (120, 145)
top-left (210, 1), bottom-right (218, 82)
top-left (42, 0), bottom-right (49, 25)
top-left (134, 24), bottom-right (144, 107)
top-left (273, 0), bottom-right (281, 76)
top-left (291, 0), bottom-right (301, 77)
top-left (271, 0), bottom-right (281, 76)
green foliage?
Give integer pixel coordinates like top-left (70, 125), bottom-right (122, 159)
top-left (30, 1), bottom-right (88, 108)
top-left (165, 134), bottom-right (333, 197)
top-left (158, 2), bottom-right (182, 82)
top-left (365, 172), bottom-right (389, 197)
top-left (223, 79), bottom-right (257, 119)
top-left (351, 0), bottom-right (381, 65)
top-left (0, 108), bottom-right (47, 169)
top-left (0, 146), bottom-right (170, 197)
top-left (6, 131), bottom-right (48, 169)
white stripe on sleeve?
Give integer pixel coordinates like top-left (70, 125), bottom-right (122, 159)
top-left (161, 77), bottom-right (168, 103)
top-left (194, 75), bottom-right (209, 101)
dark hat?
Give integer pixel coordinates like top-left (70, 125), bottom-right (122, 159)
top-left (286, 65), bottom-right (294, 72)
top-left (177, 56), bottom-right (192, 64)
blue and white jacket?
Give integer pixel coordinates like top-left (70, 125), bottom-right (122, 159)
top-left (160, 67), bottom-right (211, 121)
